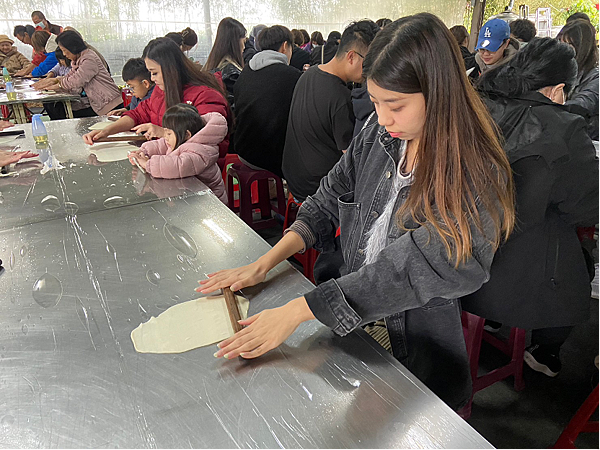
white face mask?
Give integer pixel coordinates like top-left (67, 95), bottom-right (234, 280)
top-left (37, 21), bottom-right (46, 29)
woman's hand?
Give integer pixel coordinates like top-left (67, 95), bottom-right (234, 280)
top-left (14, 68), bottom-right (28, 77)
top-left (132, 123), bottom-right (164, 140)
top-left (0, 120), bottom-right (13, 131)
top-left (82, 129), bottom-right (110, 145)
top-left (108, 108), bottom-right (127, 117)
top-left (0, 150), bottom-right (38, 166)
top-left (214, 297), bottom-right (315, 359)
top-left (33, 78), bottom-right (58, 91)
top-left (197, 260), bottom-right (270, 294)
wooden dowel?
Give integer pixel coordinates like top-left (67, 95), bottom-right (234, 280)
top-left (223, 287), bottom-right (243, 333)
top-left (94, 135), bottom-right (148, 143)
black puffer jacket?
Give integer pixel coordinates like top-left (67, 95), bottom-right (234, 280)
top-left (462, 91), bottom-right (599, 329)
top-left (566, 67), bottom-right (599, 140)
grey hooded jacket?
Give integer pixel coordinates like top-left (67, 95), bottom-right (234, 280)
top-left (289, 113), bottom-right (502, 409)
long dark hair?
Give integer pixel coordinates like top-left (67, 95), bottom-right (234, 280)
top-left (556, 19), bottom-right (599, 77)
top-left (162, 103), bottom-right (205, 149)
top-left (478, 38), bottom-right (578, 97)
top-left (363, 13), bottom-right (515, 266)
top-left (142, 37), bottom-right (226, 110)
top-left (203, 17), bottom-right (246, 71)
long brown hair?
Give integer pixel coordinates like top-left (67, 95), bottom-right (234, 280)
top-left (203, 17), bottom-right (246, 71)
top-left (142, 37), bottom-right (227, 111)
top-left (363, 13), bottom-right (515, 266)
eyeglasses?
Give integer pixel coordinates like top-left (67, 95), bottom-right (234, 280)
top-left (348, 50), bottom-right (365, 59)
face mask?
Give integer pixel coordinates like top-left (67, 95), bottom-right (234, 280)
top-left (37, 21), bottom-right (46, 29)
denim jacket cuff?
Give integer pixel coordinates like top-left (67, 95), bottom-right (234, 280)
top-left (285, 221), bottom-right (316, 254)
top-left (305, 279), bottom-right (362, 336)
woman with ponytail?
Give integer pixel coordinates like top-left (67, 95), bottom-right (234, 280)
top-left (197, 13), bottom-right (516, 410)
top-left (463, 38), bottom-right (599, 378)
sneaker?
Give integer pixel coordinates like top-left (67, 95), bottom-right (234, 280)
top-left (483, 319), bottom-right (502, 333)
top-left (524, 344), bottom-right (562, 377)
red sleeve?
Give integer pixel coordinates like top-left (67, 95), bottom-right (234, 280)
top-left (123, 91), bottom-right (155, 126)
top-left (188, 86), bottom-right (229, 118)
top-left (32, 52), bottom-right (46, 67)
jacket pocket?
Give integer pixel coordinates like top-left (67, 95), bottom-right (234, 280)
top-left (337, 191), bottom-right (361, 263)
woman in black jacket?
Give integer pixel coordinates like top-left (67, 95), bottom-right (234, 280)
top-left (463, 38), bottom-right (599, 377)
top-left (557, 19), bottom-right (599, 140)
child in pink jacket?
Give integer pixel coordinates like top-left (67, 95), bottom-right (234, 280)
top-left (128, 104), bottom-right (228, 203)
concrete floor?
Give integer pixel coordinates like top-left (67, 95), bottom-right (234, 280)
top-left (256, 224), bottom-right (599, 449)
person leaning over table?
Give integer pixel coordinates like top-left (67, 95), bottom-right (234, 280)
top-left (82, 38), bottom-right (230, 160)
top-left (32, 31), bottom-right (122, 117)
top-left (197, 13), bottom-right (516, 411)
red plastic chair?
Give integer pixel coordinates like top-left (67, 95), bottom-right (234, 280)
top-left (121, 88), bottom-right (132, 108)
top-left (552, 384), bottom-right (599, 448)
top-left (458, 311), bottom-right (526, 419)
top-left (226, 162), bottom-right (286, 230)
top-left (283, 192), bottom-right (319, 283)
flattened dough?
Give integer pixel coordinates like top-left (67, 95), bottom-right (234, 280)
top-left (88, 121), bottom-right (113, 130)
top-left (131, 294), bottom-right (249, 354)
top-left (89, 142), bottom-right (138, 162)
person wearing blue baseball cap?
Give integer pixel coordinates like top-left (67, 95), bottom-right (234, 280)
top-left (475, 18), bottom-right (518, 73)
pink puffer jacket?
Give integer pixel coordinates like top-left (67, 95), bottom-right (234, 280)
top-left (140, 112), bottom-right (228, 203)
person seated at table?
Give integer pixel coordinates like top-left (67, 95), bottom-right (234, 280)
top-left (202, 17), bottom-right (247, 104)
top-left (62, 27), bottom-right (111, 74)
top-left (0, 34), bottom-right (30, 74)
top-left (31, 11), bottom-right (63, 35)
top-left (128, 104), bottom-right (227, 203)
top-left (13, 25), bottom-right (39, 75)
top-left (32, 30), bottom-right (123, 117)
top-left (82, 38), bottom-right (230, 160)
top-left (198, 13), bottom-right (516, 411)
top-left (42, 47), bottom-right (94, 120)
top-left (233, 25), bottom-right (302, 177)
top-left (31, 33), bottom-right (58, 77)
top-left (107, 58), bottom-right (155, 116)
top-left (14, 30), bottom-right (49, 77)
top-left (462, 38), bottom-right (599, 378)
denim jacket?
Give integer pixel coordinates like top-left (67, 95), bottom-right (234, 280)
top-left (291, 113), bottom-right (500, 409)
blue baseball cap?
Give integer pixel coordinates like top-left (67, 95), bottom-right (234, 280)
top-left (476, 18), bottom-right (510, 52)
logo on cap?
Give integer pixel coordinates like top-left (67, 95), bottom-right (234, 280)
top-left (484, 27), bottom-right (491, 38)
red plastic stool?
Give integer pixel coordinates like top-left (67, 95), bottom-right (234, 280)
top-left (552, 384), bottom-right (599, 448)
top-left (226, 162), bottom-right (286, 230)
top-left (221, 154), bottom-right (258, 209)
top-left (458, 311), bottom-right (526, 419)
top-left (283, 192), bottom-right (319, 283)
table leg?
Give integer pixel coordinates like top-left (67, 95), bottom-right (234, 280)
top-left (64, 100), bottom-right (73, 119)
top-left (12, 104), bottom-right (26, 124)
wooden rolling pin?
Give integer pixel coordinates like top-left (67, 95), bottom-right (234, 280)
top-left (94, 135), bottom-right (148, 143)
top-left (223, 287), bottom-right (243, 333)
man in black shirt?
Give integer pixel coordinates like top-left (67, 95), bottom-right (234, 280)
top-left (282, 20), bottom-right (379, 201)
top-left (234, 25), bottom-right (302, 177)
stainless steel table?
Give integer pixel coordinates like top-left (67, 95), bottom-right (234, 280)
top-left (0, 119), bottom-right (493, 448)
top-left (0, 79), bottom-right (80, 123)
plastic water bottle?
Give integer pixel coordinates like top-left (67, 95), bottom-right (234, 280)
top-left (5, 82), bottom-right (16, 101)
top-left (32, 114), bottom-right (49, 148)
top-left (2, 67), bottom-right (10, 83)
